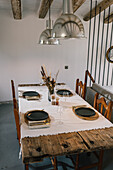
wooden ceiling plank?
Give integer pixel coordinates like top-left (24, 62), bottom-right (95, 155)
top-left (73, 0), bottom-right (86, 13)
top-left (104, 13), bottom-right (113, 23)
top-left (39, 0), bottom-right (53, 19)
top-left (11, 0), bottom-right (21, 19)
top-left (83, 0), bottom-right (113, 21)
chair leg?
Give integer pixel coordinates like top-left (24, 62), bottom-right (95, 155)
top-left (25, 164), bottom-right (29, 170)
top-left (75, 154), bottom-right (79, 170)
top-left (53, 157), bottom-right (58, 170)
top-left (98, 150), bottom-right (104, 170)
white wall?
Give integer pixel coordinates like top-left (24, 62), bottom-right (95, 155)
top-left (0, 10), bottom-right (88, 102)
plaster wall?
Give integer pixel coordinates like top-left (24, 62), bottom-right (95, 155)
top-left (0, 10), bottom-right (88, 101)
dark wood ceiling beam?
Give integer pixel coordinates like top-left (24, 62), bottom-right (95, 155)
top-left (104, 13), bottom-right (113, 23)
top-left (39, 0), bottom-right (53, 19)
top-left (72, 0), bottom-right (86, 13)
top-left (11, 0), bottom-right (22, 19)
top-left (83, 0), bottom-right (113, 21)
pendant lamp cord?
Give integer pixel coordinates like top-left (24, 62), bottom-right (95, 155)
top-left (49, 0), bottom-right (51, 26)
top-left (49, 0), bottom-right (50, 20)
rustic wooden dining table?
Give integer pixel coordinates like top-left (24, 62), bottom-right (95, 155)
top-left (18, 83), bottom-right (113, 169)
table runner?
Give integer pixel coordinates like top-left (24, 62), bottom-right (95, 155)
top-left (18, 85), bottom-right (113, 139)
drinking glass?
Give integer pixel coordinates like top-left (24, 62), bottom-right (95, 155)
top-left (63, 91), bottom-right (69, 102)
top-left (63, 91), bottom-right (66, 102)
top-left (57, 98), bottom-right (63, 125)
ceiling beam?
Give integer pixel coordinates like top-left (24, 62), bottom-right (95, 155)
top-left (11, 0), bottom-right (22, 19)
top-left (73, 0), bottom-right (86, 13)
top-left (104, 13), bottom-right (113, 23)
top-left (83, 0), bottom-right (113, 21)
top-left (39, 0), bottom-right (53, 19)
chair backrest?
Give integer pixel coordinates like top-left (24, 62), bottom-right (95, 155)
top-left (84, 70), bottom-right (95, 86)
top-left (13, 98), bottom-right (20, 145)
top-left (94, 93), bottom-right (113, 121)
top-left (11, 80), bottom-right (16, 99)
top-left (11, 80), bottom-right (20, 145)
top-left (76, 79), bottom-right (86, 99)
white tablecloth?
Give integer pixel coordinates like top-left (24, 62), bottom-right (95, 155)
top-left (18, 85), bottom-right (113, 139)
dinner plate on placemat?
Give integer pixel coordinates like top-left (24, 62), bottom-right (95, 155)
top-left (56, 89), bottom-right (73, 97)
top-left (25, 110), bottom-right (51, 128)
top-left (72, 106), bottom-right (99, 120)
top-left (26, 110), bottom-right (49, 121)
top-left (23, 91), bottom-right (40, 100)
top-left (23, 91), bottom-right (39, 97)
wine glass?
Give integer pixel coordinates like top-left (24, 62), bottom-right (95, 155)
top-left (63, 91), bottom-right (66, 102)
top-left (63, 91), bottom-right (69, 102)
top-left (57, 98), bottom-right (63, 125)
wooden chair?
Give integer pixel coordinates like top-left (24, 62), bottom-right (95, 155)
top-left (11, 80), bottom-right (20, 144)
top-left (94, 93), bottom-right (113, 121)
top-left (75, 93), bottom-right (113, 170)
top-left (76, 78), bottom-right (86, 99)
top-left (11, 80), bottom-right (29, 170)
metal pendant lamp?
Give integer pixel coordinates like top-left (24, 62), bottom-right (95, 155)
top-left (52, 0), bottom-right (85, 39)
top-left (39, 1), bottom-right (60, 45)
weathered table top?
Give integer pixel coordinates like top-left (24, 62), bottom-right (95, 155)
top-left (21, 127), bottom-right (113, 164)
top-left (18, 84), bottom-right (113, 164)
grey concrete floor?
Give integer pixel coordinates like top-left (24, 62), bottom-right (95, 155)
top-left (0, 103), bottom-right (113, 170)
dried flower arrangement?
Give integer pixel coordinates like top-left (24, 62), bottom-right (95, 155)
top-left (40, 65), bottom-right (59, 95)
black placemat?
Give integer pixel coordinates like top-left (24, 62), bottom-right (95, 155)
top-left (26, 110), bottom-right (49, 121)
top-left (56, 89), bottom-right (73, 96)
top-left (23, 91), bottom-right (39, 97)
top-left (74, 107), bottom-right (96, 117)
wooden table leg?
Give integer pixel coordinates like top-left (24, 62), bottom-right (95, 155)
top-left (98, 150), bottom-right (104, 170)
top-left (25, 164), bottom-right (29, 170)
top-left (75, 154), bottom-right (79, 170)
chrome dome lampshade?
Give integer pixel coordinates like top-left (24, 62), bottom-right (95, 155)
top-left (39, 30), bottom-right (60, 45)
top-left (39, 21), bottom-right (60, 45)
top-left (52, 0), bottom-right (85, 39)
top-left (39, 0), bottom-right (60, 45)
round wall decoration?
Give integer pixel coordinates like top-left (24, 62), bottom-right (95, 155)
top-left (106, 46), bottom-right (113, 63)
